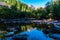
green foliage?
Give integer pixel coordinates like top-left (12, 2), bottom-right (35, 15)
top-left (46, 0), bottom-right (60, 19)
top-left (0, 0), bottom-right (4, 2)
top-left (0, 0), bottom-right (60, 19)
top-left (16, 0), bottom-right (21, 11)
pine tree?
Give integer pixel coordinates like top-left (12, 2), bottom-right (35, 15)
top-left (16, 0), bottom-right (21, 11)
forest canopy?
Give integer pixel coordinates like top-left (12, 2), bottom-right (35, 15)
top-left (0, 0), bottom-right (60, 19)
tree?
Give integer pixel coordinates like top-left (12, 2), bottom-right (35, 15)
top-left (53, 0), bottom-right (60, 19)
top-left (33, 7), bottom-right (47, 19)
top-left (21, 3), bottom-right (27, 12)
top-left (16, 0), bottom-right (21, 11)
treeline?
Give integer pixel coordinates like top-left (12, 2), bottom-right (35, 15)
top-left (45, 0), bottom-right (60, 19)
top-left (0, 0), bottom-right (60, 19)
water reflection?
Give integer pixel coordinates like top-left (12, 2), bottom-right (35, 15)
top-left (2, 27), bottom-right (60, 40)
top-left (26, 28), bottom-right (48, 40)
top-left (5, 37), bottom-right (13, 40)
top-left (12, 28), bottom-right (51, 40)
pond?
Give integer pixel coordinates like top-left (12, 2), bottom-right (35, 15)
top-left (4, 28), bottom-right (51, 40)
top-left (0, 21), bottom-right (60, 40)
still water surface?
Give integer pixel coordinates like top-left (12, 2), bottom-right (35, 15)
top-left (4, 28), bottom-right (53, 40)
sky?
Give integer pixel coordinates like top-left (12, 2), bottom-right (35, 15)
top-left (21, 0), bottom-right (51, 8)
